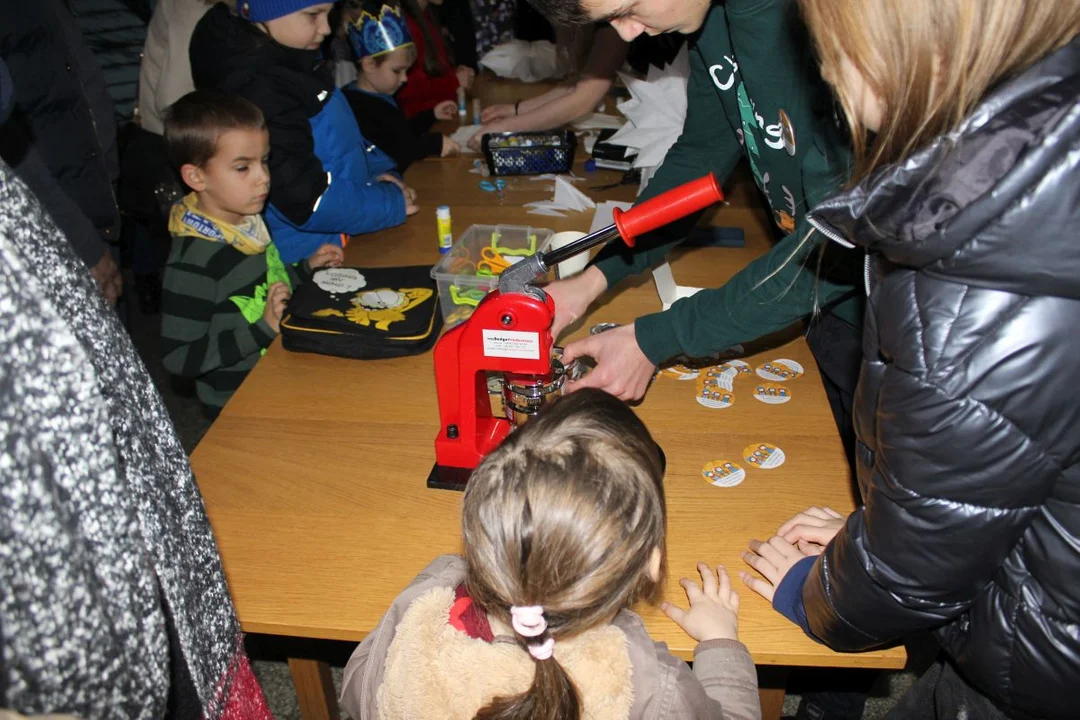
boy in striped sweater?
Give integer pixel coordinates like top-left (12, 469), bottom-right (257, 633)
top-left (161, 89), bottom-right (343, 417)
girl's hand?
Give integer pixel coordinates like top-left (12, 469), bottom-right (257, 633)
top-left (434, 100), bottom-right (458, 121)
top-left (441, 136), bottom-right (461, 157)
top-left (777, 506), bottom-right (845, 556)
top-left (740, 536), bottom-right (811, 603)
top-left (481, 103), bottom-right (514, 123)
top-left (308, 243), bottom-right (344, 269)
top-left (468, 125), bottom-right (494, 152)
top-left (455, 65), bottom-right (475, 91)
top-left (262, 282), bottom-right (291, 333)
top-left (662, 563), bottom-right (740, 642)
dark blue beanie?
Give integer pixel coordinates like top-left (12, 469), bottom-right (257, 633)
top-left (238, 0), bottom-right (337, 23)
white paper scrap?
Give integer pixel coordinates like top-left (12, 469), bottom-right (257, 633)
top-left (451, 125), bottom-right (483, 154)
top-left (653, 262), bottom-right (703, 311)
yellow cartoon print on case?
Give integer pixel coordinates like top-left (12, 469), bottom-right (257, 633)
top-left (743, 443), bottom-right (786, 469)
top-left (702, 460), bottom-right (746, 488)
top-left (312, 287), bottom-right (433, 331)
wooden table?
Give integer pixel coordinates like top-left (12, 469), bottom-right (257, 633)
top-left (190, 88), bottom-right (905, 717)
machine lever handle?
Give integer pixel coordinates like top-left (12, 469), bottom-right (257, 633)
top-left (613, 173), bottom-right (724, 248)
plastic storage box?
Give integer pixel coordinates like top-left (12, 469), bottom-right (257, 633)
top-left (431, 224), bottom-right (554, 328)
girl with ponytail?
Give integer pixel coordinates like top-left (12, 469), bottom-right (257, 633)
top-left (341, 389), bottom-right (761, 720)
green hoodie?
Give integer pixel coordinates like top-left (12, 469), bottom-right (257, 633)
top-left (593, 0), bottom-right (862, 364)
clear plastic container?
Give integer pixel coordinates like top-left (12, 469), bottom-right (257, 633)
top-left (430, 224), bottom-right (554, 328)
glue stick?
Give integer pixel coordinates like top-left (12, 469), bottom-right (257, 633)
top-left (457, 87), bottom-right (466, 119)
top-left (436, 206), bottom-right (453, 253)
top-left (472, 98), bottom-right (482, 125)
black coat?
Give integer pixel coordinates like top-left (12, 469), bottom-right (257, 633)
top-left (343, 88), bottom-right (441, 173)
top-left (0, 0), bottom-right (120, 267)
top-left (805, 38), bottom-right (1080, 720)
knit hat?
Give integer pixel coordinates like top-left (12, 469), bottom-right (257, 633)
top-left (239, 0), bottom-right (337, 22)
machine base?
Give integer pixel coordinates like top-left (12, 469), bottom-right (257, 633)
top-left (427, 463), bottom-right (474, 491)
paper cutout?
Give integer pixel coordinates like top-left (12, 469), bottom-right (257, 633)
top-left (479, 40), bottom-right (560, 83)
top-left (606, 46), bottom-right (690, 194)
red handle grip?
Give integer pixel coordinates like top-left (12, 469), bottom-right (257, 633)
top-left (612, 173), bottom-right (724, 248)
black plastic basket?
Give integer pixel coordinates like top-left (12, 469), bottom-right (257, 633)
top-left (481, 131), bottom-right (577, 177)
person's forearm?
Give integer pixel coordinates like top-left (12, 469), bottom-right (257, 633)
top-left (517, 85), bottom-right (573, 116)
top-left (493, 77), bottom-right (611, 133)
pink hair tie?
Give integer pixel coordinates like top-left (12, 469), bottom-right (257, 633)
top-left (527, 636), bottom-right (555, 661)
top-left (510, 605), bottom-right (547, 637)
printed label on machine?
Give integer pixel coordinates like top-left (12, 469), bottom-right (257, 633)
top-left (482, 329), bottom-right (541, 359)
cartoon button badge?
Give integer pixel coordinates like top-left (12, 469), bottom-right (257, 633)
top-left (720, 359), bottom-right (752, 375)
top-left (702, 460), bottom-right (746, 488)
top-left (778, 109), bottom-right (796, 157)
top-left (753, 382), bottom-right (791, 405)
top-left (660, 363), bottom-right (700, 381)
top-left (695, 377), bottom-right (734, 409)
top-left (756, 359), bottom-right (804, 382)
top-left (743, 443), bottom-right (786, 469)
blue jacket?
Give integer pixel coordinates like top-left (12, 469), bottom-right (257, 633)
top-left (189, 4), bottom-right (405, 263)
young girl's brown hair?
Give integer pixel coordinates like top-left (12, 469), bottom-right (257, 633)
top-left (798, 0), bottom-right (1080, 181)
top-left (461, 388), bottom-right (667, 720)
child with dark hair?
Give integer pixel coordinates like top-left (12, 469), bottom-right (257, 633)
top-left (340, 389), bottom-right (761, 720)
top-left (161, 89), bottom-right (343, 416)
top-left (341, 1), bottom-right (460, 171)
top-left (189, 0), bottom-right (418, 264)
top-left (394, 0), bottom-right (474, 117)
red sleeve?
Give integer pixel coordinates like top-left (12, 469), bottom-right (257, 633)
top-left (397, 13), bottom-right (459, 118)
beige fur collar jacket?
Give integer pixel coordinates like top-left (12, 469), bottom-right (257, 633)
top-left (340, 555), bottom-right (761, 720)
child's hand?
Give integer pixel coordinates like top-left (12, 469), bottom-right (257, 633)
top-left (262, 281), bottom-right (291, 333)
top-left (441, 136), bottom-right (461, 157)
top-left (481, 103), bottom-right (514, 123)
top-left (468, 126), bottom-right (492, 152)
top-left (777, 506), bottom-right (845, 556)
top-left (662, 563), bottom-right (740, 642)
top-left (434, 100), bottom-right (458, 121)
top-left (308, 243), bottom-right (344, 269)
top-left (455, 65), bottom-right (475, 91)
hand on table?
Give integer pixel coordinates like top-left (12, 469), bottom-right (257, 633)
top-left (441, 136), bottom-right (461, 157)
top-left (456, 65), bottom-right (475, 91)
top-left (308, 243), bottom-right (344, 270)
top-left (434, 100), bottom-right (458, 121)
top-left (467, 126), bottom-right (492, 152)
top-left (662, 563), bottom-right (741, 642)
top-left (262, 281), bottom-right (291, 333)
top-left (777, 506), bottom-right (846, 556)
top-left (740, 536), bottom-right (813, 603)
top-left (544, 265), bottom-right (607, 338)
top-left (89, 251), bottom-right (122, 305)
top-left (481, 103), bottom-right (515, 123)
top-left (377, 173), bottom-right (419, 215)
top-left (562, 323), bottom-right (656, 402)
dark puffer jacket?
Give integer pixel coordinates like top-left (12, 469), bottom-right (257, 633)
top-left (803, 38), bottom-right (1080, 720)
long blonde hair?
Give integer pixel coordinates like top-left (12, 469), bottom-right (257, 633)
top-left (462, 389), bottom-right (666, 720)
top-left (798, 0), bottom-right (1080, 181)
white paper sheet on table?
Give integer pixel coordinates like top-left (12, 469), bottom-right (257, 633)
top-left (451, 125), bottom-right (482, 154)
top-left (571, 113), bottom-right (626, 131)
top-left (479, 40), bottom-right (560, 83)
top-left (589, 201), bottom-right (702, 310)
top-left (605, 46), bottom-right (690, 193)
top-left (523, 176), bottom-right (596, 217)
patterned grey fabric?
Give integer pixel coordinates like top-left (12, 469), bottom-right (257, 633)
top-left (0, 159), bottom-right (243, 716)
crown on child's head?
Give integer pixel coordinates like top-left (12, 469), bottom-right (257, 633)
top-left (348, 4), bottom-right (414, 60)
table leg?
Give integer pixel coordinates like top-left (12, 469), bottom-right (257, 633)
top-left (758, 666), bottom-right (790, 720)
top-left (287, 658), bottom-right (340, 720)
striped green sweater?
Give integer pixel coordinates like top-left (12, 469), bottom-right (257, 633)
top-left (161, 225), bottom-right (305, 414)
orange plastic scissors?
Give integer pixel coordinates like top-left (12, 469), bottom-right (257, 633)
top-left (445, 244), bottom-right (475, 274)
top-left (477, 247), bottom-right (512, 275)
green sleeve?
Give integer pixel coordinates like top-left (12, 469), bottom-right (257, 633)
top-left (634, 217), bottom-right (860, 364)
top-left (592, 47), bottom-right (744, 287)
